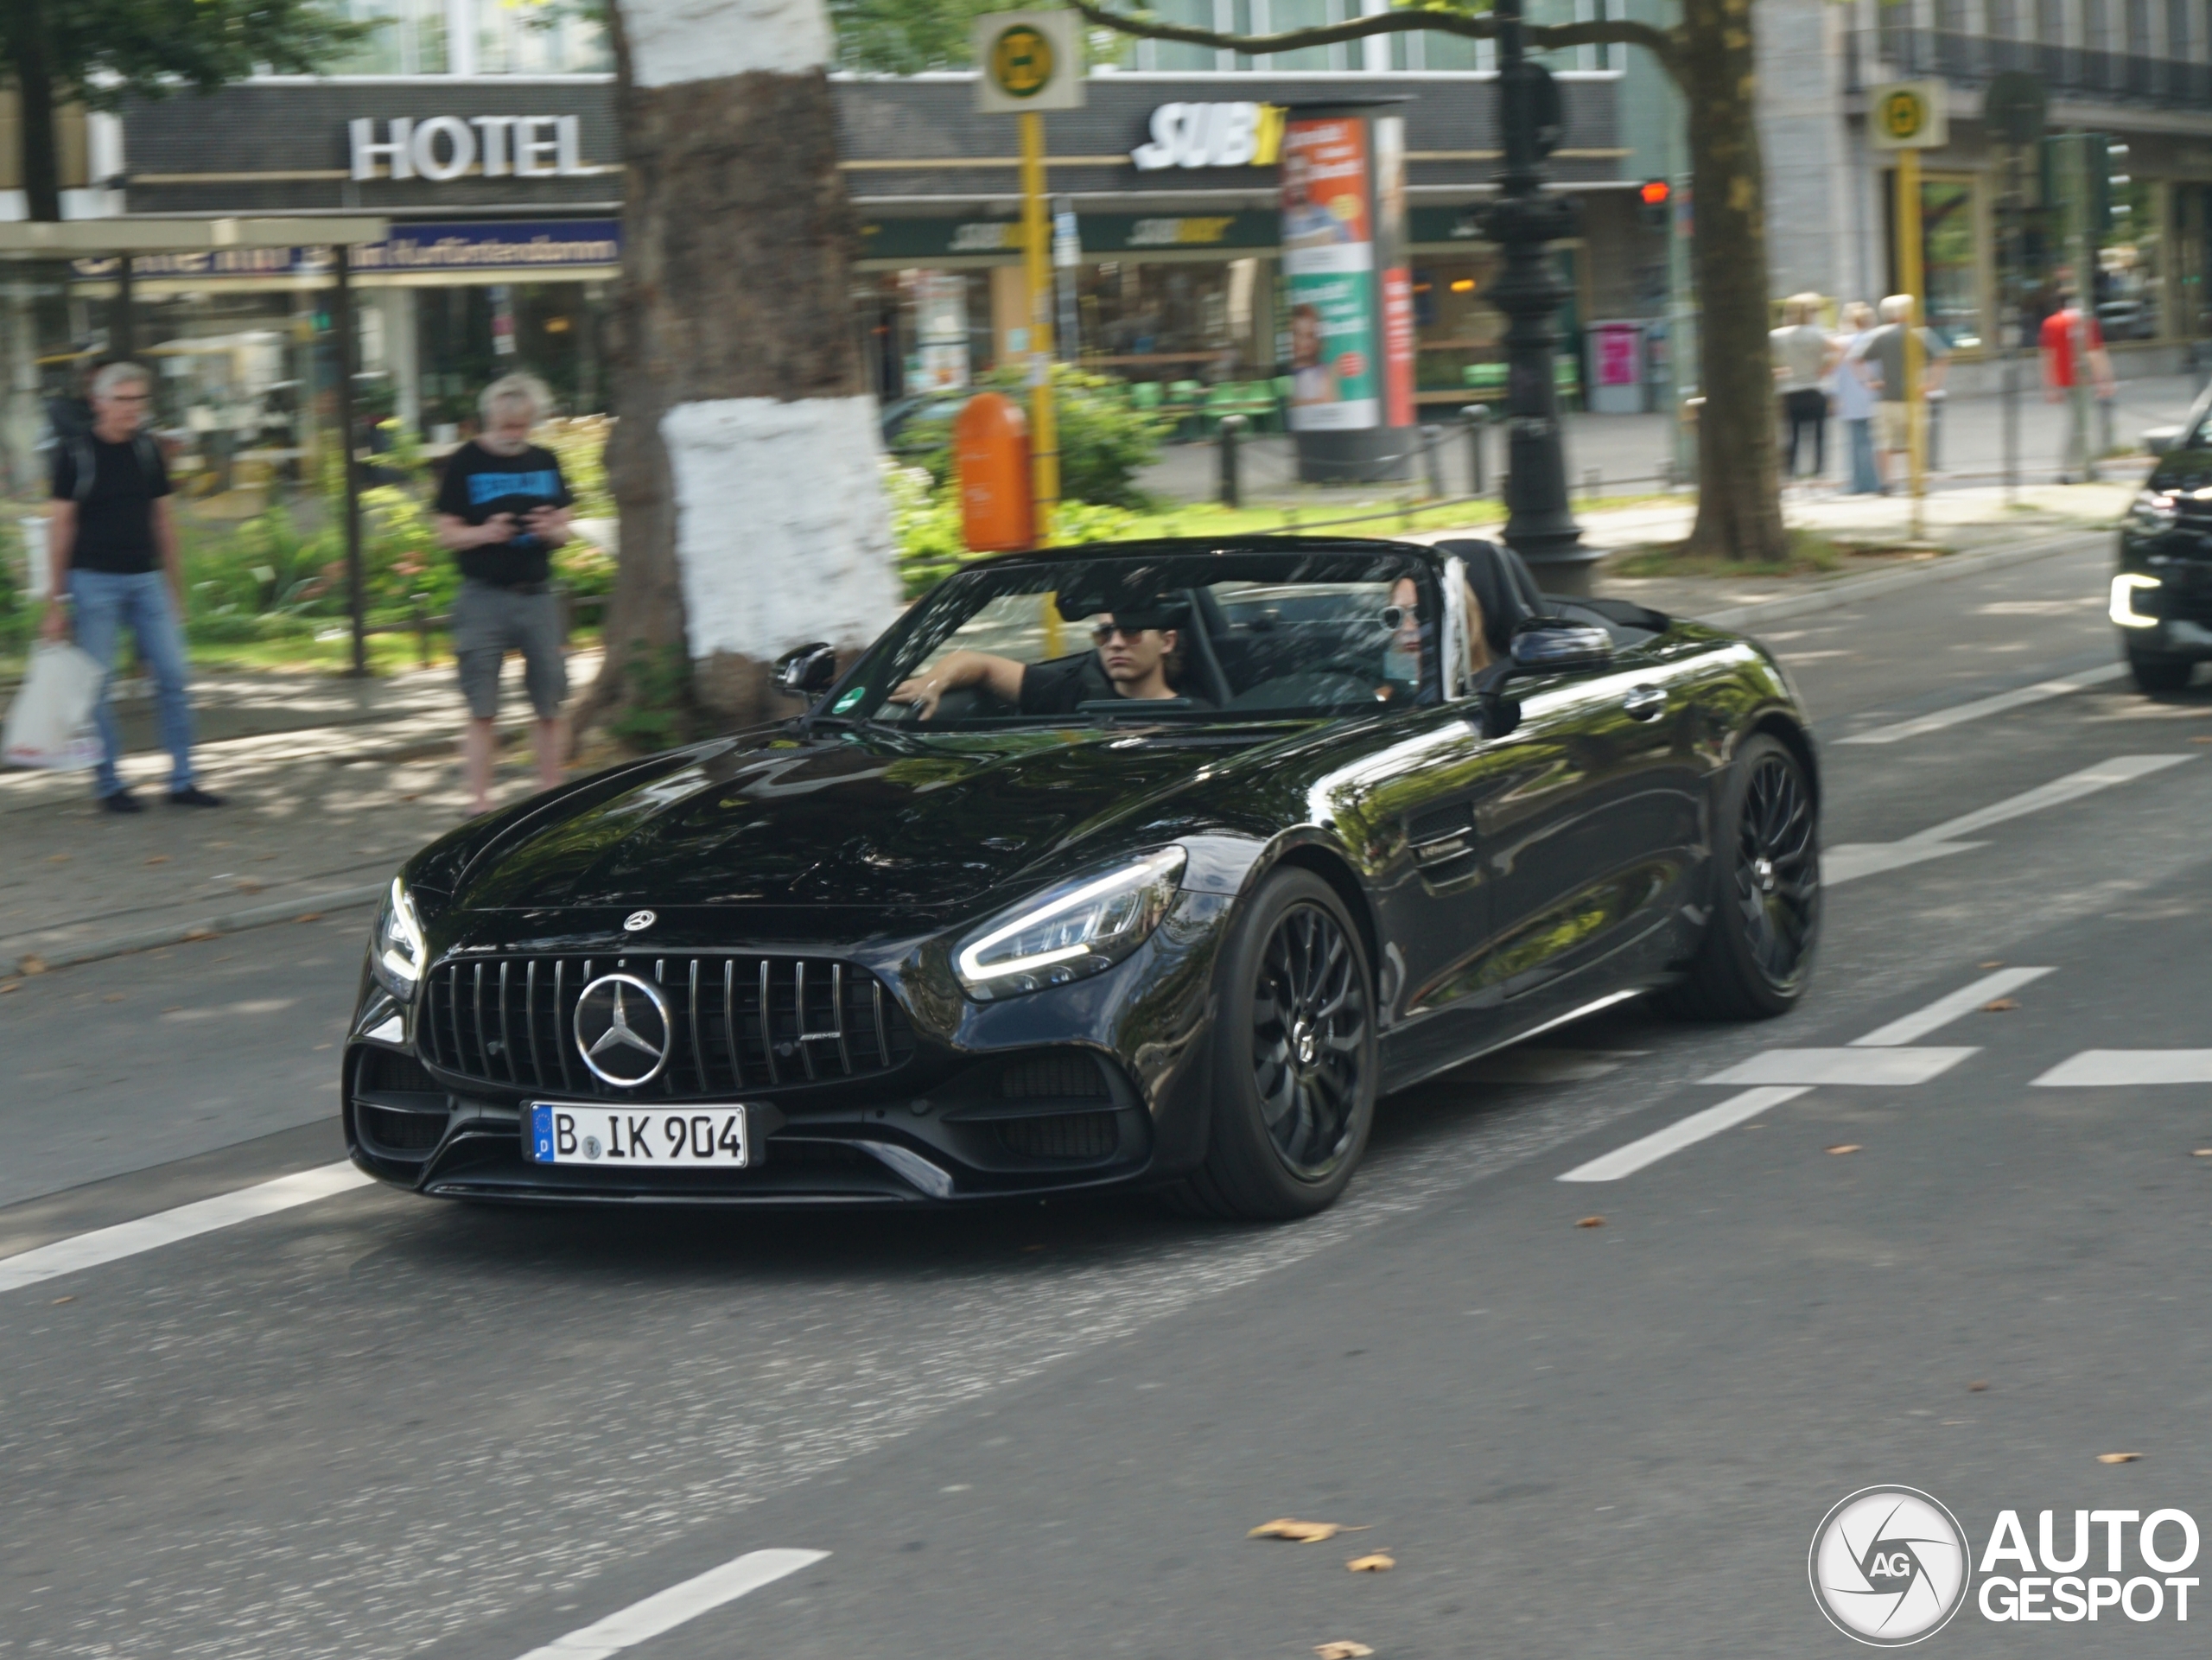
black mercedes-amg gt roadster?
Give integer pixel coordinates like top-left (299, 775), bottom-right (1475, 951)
top-left (346, 537), bottom-right (1820, 1218)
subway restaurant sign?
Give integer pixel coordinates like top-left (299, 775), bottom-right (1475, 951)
top-left (861, 211), bottom-right (1277, 260)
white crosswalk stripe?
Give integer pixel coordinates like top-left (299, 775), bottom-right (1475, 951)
top-left (512, 1549), bottom-right (828, 1660)
top-left (2032, 1051), bottom-right (2212, 1087)
top-left (1834, 664), bottom-right (2128, 745)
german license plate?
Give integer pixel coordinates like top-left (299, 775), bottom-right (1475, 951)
top-left (526, 1103), bottom-right (751, 1167)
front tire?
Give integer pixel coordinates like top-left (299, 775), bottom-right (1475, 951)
top-left (2126, 647), bottom-right (2194, 693)
top-left (1165, 868), bottom-right (1377, 1220)
top-left (1666, 733), bottom-right (1819, 1021)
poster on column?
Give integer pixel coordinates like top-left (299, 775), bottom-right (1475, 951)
top-left (1373, 115), bottom-right (1415, 429)
top-left (1281, 117), bottom-right (1378, 431)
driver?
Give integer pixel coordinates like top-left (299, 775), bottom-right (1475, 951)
top-left (890, 607), bottom-right (1211, 719)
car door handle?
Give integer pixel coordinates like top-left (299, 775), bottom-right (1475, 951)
top-left (1622, 684), bottom-right (1667, 722)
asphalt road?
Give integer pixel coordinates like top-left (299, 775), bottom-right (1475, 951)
top-left (9, 530), bottom-right (2212, 1658)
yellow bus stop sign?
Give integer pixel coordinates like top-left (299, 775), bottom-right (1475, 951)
top-left (973, 10), bottom-right (1085, 112)
top-left (1869, 80), bottom-right (1948, 150)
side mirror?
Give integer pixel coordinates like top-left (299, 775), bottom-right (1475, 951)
top-left (2145, 425), bottom-right (2183, 457)
top-left (1509, 620), bottom-right (1614, 675)
top-left (772, 641), bottom-right (836, 697)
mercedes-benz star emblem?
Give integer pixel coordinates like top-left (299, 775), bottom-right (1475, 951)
top-left (622, 909), bottom-right (657, 932)
top-left (572, 972), bottom-right (672, 1087)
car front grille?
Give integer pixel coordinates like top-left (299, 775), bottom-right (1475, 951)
top-left (416, 953), bottom-right (915, 1098)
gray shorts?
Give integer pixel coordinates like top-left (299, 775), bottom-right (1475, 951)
top-left (453, 579), bottom-right (567, 721)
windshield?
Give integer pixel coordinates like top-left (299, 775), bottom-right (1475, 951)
top-left (827, 546), bottom-right (1440, 728)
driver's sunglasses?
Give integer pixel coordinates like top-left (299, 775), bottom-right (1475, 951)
top-left (1090, 622), bottom-right (1153, 644)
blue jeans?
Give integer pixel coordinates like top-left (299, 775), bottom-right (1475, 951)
top-left (71, 569), bottom-right (196, 798)
top-left (1844, 418), bottom-right (1879, 494)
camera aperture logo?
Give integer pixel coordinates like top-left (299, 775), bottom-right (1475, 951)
top-left (1810, 1487), bottom-right (1971, 1645)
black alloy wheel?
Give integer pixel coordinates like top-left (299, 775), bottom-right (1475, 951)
top-left (1733, 747), bottom-right (1818, 990)
top-left (1666, 733), bottom-right (1820, 1021)
top-left (1250, 901), bottom-right (1369, 1180)
top-left (1163, 868), bottom-right (1377, 1219)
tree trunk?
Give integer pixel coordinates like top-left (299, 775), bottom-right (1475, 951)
top-left (16, 3), bottom-right (62, 225)
top-left (1681, 0), bottom-right (1784, 561)
top-left (594, 0), bottom-right (904, 738)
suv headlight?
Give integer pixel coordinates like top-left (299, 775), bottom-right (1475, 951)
top-left (2112, 572), bottom-right (2164, 628)
top-left (955, 848), bottom-right (1187, 1000)
top-left (2131, 488), bottom-right (2179, 531)
top-left (371, 876), bottom-right (429, 998)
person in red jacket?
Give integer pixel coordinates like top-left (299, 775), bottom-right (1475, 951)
top-left (2039, 290), bottom-right (2115, 484)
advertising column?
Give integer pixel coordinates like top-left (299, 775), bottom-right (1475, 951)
top-left (1281, 106), bottom-right (1416, 482)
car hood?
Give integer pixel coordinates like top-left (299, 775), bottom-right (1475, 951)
top-left (447, 723), bottom-right (1269, 913)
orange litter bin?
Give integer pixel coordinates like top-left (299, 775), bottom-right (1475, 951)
top-left (955, 391), bottom-right (1033, 553)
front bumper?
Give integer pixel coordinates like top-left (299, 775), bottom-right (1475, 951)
top-left (2116, 529), bottom-right (2212, 655)
top-left (340, 892), bottom-right (1233, 1205)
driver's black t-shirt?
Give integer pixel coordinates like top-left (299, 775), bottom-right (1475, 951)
top-left (1016, 653), bottom-right (1214, 715)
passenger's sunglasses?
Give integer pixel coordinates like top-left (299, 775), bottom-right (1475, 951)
top-left (1380, 605), bottom-right (1418, 629)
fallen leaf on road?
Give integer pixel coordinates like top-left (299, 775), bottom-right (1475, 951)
top-left (0, 983), bottom-right (16, 995)
top-left (1979, 959), bottom-right (2004, 968)
top-left (1347, 1553), bottom-right (1395, 1572)
top-left (294, 913), bottom-right (321, 925)
top-left (1314, 1644), bottom-right (1374, 1659)
top-left (1968, 1381), bottom-right (1989, 1392)
top-left (103, 993), bottom-right (124, 1003)
top-left (2193, 1149), bottom-right (2212, 1158)
top-left (144, 855), bottom-right (169, 865)
top-left (2098, 1453), bottom-right (2141, 1465)
top-left (1575, 1216), bottom-right (1605, 1228)
top-left (21, 956), bottom-right (46, 975)
top-left (50, 1296), bottom-right (72, 1305)
top-left (182, 928), bottom-right (218, 943)
top-left (1827, 1144), bottom-right (1862, 1155)
top-left (2193, 736), bottom-right (2212, 745)
top-left (1251, 1519), bottom-right (1363, 1542)
top-left (1983, 998), bottom-right (2018, 1013)
top-left (47, 853), bottom-right (68, 862)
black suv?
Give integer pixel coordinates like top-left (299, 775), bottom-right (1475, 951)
top-left (2117, 404), bottom-right (2212, 690)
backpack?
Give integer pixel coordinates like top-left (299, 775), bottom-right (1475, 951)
top-left (69, 432), bottom-right (161, 504)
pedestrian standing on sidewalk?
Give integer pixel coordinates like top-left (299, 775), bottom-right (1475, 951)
top-left (1858, 295), bottom-right (1950, 494)
top-left (1770, 295), bottom-right (1836, 482)
top-left (39, 361), bottom-right (221, 814)
top-left (433, 372), bottom-right (573, 817)
top-left (2038, 289), bottom-right (2115, 484)
top-left (1832, 302), bottom-right (1881, 495)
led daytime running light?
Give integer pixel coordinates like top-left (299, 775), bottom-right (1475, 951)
top-left (379, 877), bottom-right (428, 989)
top-left (955, 849), bottom-right (1185, 993)
top-left (2111, 572), bottom-right (2163, 628)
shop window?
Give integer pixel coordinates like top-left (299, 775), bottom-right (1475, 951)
top-left (2174, 186), bottom-right (2212, 341)
top-left (2097, 177), bottom-right (2164, 340)
top-left (1135, 0), bottom-right (1219, 71)
top-left (1921, 178), bottom-right (1984, 350)
top-left (326, 0), bottom-right (448, 74)
top-left (478, 0), bottom-right (613, 73)
top-left (1261, 0), bottom-right (1341, 71)
top-left (1074, 258), bottom-right (1270, 380)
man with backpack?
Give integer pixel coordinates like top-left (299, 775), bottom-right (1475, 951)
top-left (40, 360), bottom-right (219, 812)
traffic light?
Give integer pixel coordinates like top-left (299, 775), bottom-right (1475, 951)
top-left (1639, 178), bottom-right (1671, 232)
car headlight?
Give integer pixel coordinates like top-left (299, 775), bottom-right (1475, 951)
top-left (2131, 488), bottom-right (2179, 531)
top-left (2111, 572), bottom-right (2164, 628)
top-left (955, 848), bottom-right (1187, 1000)
top-left (371, 876), bottom-right (429, 998)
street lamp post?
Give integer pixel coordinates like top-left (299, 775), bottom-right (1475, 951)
top-left (1477, 0), bottom-right (1598, 595)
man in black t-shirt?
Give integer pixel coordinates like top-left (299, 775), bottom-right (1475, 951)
top-left (889, 607), bottom-right (1206, 718)
top-left (433, 372), bottom-right (574, 815)
top-left (41, 361), bottom-right (219, 812)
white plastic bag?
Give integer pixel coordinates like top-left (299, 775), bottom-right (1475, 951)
top-left (3, 640), bottom-right (104, 771)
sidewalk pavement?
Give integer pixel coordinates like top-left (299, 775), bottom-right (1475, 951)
top-left (1136, 372), bottom-right (2196, 508)
top-left (0, 652), bottom-right (598, 978)
top-left (0, 481), bottom-right (2123, 980)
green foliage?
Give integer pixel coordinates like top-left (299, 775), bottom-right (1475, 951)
top-left (830, 0), bottom-right (1005, 70)
top-left (902, 366), bottom-right (1172, 512)
top-left (607, 641), bottom-right (701, 754)
top-left (10, 0), bottom-right (371, 108)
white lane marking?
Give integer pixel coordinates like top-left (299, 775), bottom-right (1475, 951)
top-left (2032, 1051), bottom-right (2212, 1086)
top-left (1560, 969), bottom-right (2038, 1182)
top-left (1849, 967), bottom-right (2055, 1047)
top-left (513, 1548), bottom-right (829, 1660)
top-left (1835, 663), bottom-right (2128, 745)
top-left (1557, 1087), bottom-right (1809, 1182)
top-left (1700, 1046), bottom-right (1978, 1087)
top-left (1826, 754), bottom-right (2194, 887)
top-left (0, 1161), bottom-right (372, 1295)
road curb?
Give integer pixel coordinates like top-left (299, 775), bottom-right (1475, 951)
top-left (7, 882), bottom-right (386, 979)
top-left (1688, 525), bottom-right (2107, 631)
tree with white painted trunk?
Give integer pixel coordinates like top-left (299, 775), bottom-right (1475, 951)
top-left (590, 0), bottom-right (906, 741)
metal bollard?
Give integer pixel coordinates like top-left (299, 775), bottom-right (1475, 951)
top-left (1421, 424), bottom-right (1445, 499)
top-left (1461, 404), bottom-right (1490, 496)
top-left (1217, 413), bottom-right (1246, 509)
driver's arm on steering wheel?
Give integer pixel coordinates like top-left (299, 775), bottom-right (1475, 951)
top-left (888, 650), bottom-right (1027, 718)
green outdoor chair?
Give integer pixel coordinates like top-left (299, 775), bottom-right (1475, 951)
top-left (1129, 379), bottom-right (1164, 412)
top-left (1462, 362), bottom-right (1508, 397)
top-left (1554, 354), bottom-right (1581, 413)
top-left (1167, 379), bottom-right (1205, 440)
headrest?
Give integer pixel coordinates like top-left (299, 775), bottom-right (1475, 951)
top-left (1432, 538), bottom-right (1538, 657)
